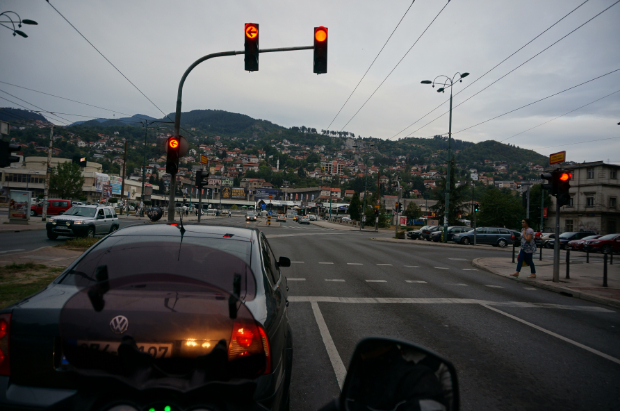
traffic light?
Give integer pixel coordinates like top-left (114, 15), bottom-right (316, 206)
top-left (541, 171), bottom-right (557, 196)
top-left (474, 204), bottom-right (479, 212)
top-left (557, 170), bottom-right (572, 207)
top-left (244, 23), bottom-right (259, 72)
top-left (196, 170), bottom-right (210, 188)
top-left (166, 136), bottom-right (180, 174)
top-left (394, 202), bottom-right (399, 212)
top-left (313, 26), bottom-right (328, 74)
top-left (0, 140), bottom-right (20, 168)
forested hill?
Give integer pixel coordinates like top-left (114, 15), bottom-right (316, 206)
top-left (0, 108), bottom-right (48, 123)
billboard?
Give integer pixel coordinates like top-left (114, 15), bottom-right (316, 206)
top-left (95, 173), bottom-right (110, 193)
top-left (232, 187), bottom-right (246, 199)
top-left (221, 186), bottom-right (232, 199)
top-left (109, 176), bottom-right (122, 195)
top-left (9, 190), bottom-right (30, 223)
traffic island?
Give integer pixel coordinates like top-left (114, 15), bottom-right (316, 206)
top-left (473, 257), bottom-right (620, 309)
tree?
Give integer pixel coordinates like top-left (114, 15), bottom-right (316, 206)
top-left (349, 191), bottom-right (361, 221)
top-left (405, 202), bottom-right (422, 221)
top-left (50, 161), bottom-right (84, 199)
top-left (477, 186), bottom-right (524, 229)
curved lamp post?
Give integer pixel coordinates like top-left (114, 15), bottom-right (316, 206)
top-left (0, 11), bottom-right (37, 38)
top-left (421, 72), bottom-right (469, 242)
top-left (139, 120), bottom-right (173, 216)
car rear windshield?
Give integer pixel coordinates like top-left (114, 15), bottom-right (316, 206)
top-left (60, 235), bottom-right (256, 299)
top-left (560, 232), bottom-right (578, 238)
top-left (598, 234), bottom-right (617, 240)
top-left (63, 207), bottom-right (97, 217)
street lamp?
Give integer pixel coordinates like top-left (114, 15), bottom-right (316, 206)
top-left (139, 120), bottom-right (173, 216)
top-left (421, 72), bottom-right (469, 243)
top-left (0, 11), bottom-right (37, 38)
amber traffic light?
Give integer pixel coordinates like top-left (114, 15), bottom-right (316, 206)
top-left (245, 23), bottom-right (259, 72)
top-left (168, 138), bottom-right (179, 149)
top-left (166, 137), bottom-right (180, 174)
top-left (314, 26), bottom-right (328, 74)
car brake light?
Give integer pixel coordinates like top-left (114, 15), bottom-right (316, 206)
top-left (228, 321), bottom-right (271, 374)
top-left (0, 313), bottom-right (11, 376)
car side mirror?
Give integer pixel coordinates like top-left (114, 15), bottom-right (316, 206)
top-left (340, 337), bottom-right (460, 411)
top-left (278, 257), bottom-right (291, 268)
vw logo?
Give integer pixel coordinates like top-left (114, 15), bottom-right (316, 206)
top-left (109, 315), bottom-right (128, 334)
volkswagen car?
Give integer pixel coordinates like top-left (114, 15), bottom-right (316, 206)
top-left (0, 224), bottom-right (293, 411)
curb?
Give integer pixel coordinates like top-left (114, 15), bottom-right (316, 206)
top-left (471, 258), bottom-right (620, 310)
top-left (370, 237), bottom-right (513, 252)
top-left (0, 226), bottom-right (47, 233)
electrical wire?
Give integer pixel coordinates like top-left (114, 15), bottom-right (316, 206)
top-left (45, 1), bottom-right (197, 139)
top-left (0, 94), bottom-right (70, 125)
top-left (337, 1), bottom-right (451, 131)
top-left (393, 0), bottom-right (593, 139)
top-left (325, 0), bottom-right (417, 130)
top-left (0, 89), bottom-right (73, 124)
top-left (452, 68), bottom-right (620, 135)
top-left (0, 80), bottom-right (136, 118)
top-left (539, 136), bottom-right (620, 149)
top-left (500, 88), bottom-right (620, 142)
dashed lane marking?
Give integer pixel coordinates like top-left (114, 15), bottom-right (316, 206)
top-left (485, 285), bottom-right (504, 288)
top-left (523, 287), bottom-right (537, 290)
top-left (446, 283), bottom-right (468, 286)
top-left (377, 264), bottom-right (392, 266)
top-left (325, 279), bottom-right (345, 282)
top-left (406, 280), bottom-right (427, 283)
top-left (434, 267), bottom-right (450, 270)
top-left (404, 265), bottom-right (419, 268)
top-left (287, 278), bottom-right (306, 281)
top-left (347, 263), bottom-right (363, 265)
top-left (366, 280), bottom-right (387, 283)
top-left (463, 269), bottom-right (478, 271)
top-left (319, 262), bottom-right (334, 265)
top-left (448, 258), bottom-right (468, 261)
top-left (291, 261), bottom-right (305, 264)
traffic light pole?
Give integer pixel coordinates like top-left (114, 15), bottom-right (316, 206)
top-left (553, 197), bottom-right (560, 282)
top-left (42, 125), bottom-right (54, 221)
top-left (167, 45), bottom-right (314, 222)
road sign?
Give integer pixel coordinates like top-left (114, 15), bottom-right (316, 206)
top-left (268, 210), bottom-right (273, 215)
top-left (261, 204), bottom-right (266, 209)
top-left (549, 151), bottom-right (566, 165)
top-left (269, 194), bottom-right (273, 199)
top-left (200, 155), bottom-right (208, 164)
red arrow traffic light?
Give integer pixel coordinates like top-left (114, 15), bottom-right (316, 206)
top-left (245, 23), bottom-right (259, 71)
top-left (559, 172), bottom-right (571, 182)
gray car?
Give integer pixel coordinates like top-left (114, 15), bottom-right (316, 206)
top-left (452, 227), bottom-right (515, 247)
top-left (46, 205), bottom-right (119, 240)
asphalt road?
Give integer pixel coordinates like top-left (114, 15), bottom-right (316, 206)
top-left (1, 216), bottom-right (618, 410)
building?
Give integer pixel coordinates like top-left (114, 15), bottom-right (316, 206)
top-left (546, 161), bottom-right (619, 234)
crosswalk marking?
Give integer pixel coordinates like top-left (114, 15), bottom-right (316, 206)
top-left (325, 279), bottom-right (345, 282)
top-left (404, 265), bottom-right (419, 268)
top-left (523, 287), bottom-right (537, 290)
top-left (288, 278), bottom-right (306, 281)
top-left (485, 285), bottom-right (504, 288)
top-left (347, 263), bottom-right (363, 265)
top-left (448, 258), bottom-right (468, 261)
top-left (291, 261), bottom-right (305, 264)
top-left (446, 283), bottom-right (468, 286)
top-left (377, 264), bottom-right (392, 266)
top-left (366, 280), bottom-right (387, 283)
top-left (406, 280), bottom-right (427, 283)
top-left (434, 267), bottom-right (449, 270)
top-left (463, 269), bottom-right (478, 271)
top-left (319, 262), bottom-right (334, 265)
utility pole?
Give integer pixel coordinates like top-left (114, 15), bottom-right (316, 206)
top-left (41, 125), bottom-right (53, 221)
top-left (540, 188), bottom-right (545, 232)
top-left (394, 179), bottom-right (402, 237)
top-left (121, 140), bottom-right (128, 215)
top-left (553, 197), bottom-right (560, 282)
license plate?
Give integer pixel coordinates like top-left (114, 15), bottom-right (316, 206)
top-left (77, 340), bottom-right (173, 358)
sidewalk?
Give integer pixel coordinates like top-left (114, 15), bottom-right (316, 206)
top-left (0, 215), bottom-right (48, 233)
top-left (474, 255), bottom-right (620, 309)
top-left (310, 220), bottom-right (393, 232)
top-left (0, 246), bottom-right (84, 268)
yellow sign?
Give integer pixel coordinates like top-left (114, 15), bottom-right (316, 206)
top-left (200, 155), bottom-right (208, 164)
top-left (549, 151), bottom-right (566, 165)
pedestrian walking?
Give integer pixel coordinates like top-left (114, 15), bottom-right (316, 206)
top-left (511, 218), bottom-right (536, 278)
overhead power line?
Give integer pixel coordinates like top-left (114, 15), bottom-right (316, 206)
top-left (325, 0), bottom-right (417, 130)
top-left (337, 1), bottom-right (451, 131)
top-left (393, 0), bottom-right (593, 139)
top-left (500, 88), bottom-right (620, 142)
top-left (452, 68), bottom-right (620, 135)
top-left (0, 91), bottom-right (71, 125)
top-left (0, 80), bottom-right (135, 118)
top-left (46, 1), bottom-right (197, 139)
top-left (540, 136), bottom-right (620, 149)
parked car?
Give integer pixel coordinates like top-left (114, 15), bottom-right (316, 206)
top-left (407, 227), bottom-right (424, 240)
top-left (583, 233), bottom-right (620, 254)
top-left (429, 226), bottom-right (472, 242)
top-left (452, 227), bottom-right (515, 247)
top-left (420, 225), bottom-right (441, 241)
top-left (546, 231), bottom-right (597, 249)
top-left (540, 233), bottom-right (556, 248)
top-left (0, 224), bottom-right (293, 411)
top-left (46, 205), bottom-right (119, 239)
top-left (511, 230), bottom-right (522, 247)
top-left (567, 235), bottom-right (602, 251)
top-left (30, 199), bottom-right (72, 216)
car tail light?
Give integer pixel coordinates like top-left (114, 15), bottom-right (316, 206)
top-left (228, 321), bottom-right (271, 374)
top-left (0, 314), bottom-right (11, 376)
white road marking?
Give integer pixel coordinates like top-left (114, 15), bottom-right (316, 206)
top-left (287, 278), bottom-right (306, 281)
top-left (406, 280), bottom-right (427, 283)
top-left (311, 301), bottom-right (346, 389)
top-left (325, 279), bottom-right (345, 282)
top-left (291, 261), bottom-right (305, 264)
top-left (347, 263), bottom-right (363, 265)
top-left (289, 297), bottom-right (614, 312)
top-left (482, 304), bottom-right (620, 366)
top-left (377, 264), bottom-right (392, 266)
top-left (434, 267), bottom-right (450, 270)
top-left (463, 269), bottom-right (478, 271)
top-left (448, 258), bottom-right (468, 261)
top-left (319, 262), bottom-right (334, 265)
top-left (523, 287), bottom-right (537, 290)
top-left (404, 265), bottom-right (419, 268)
top-left (0, 249), bottom-right (25, 254)
top-left (366, 280), bottom-right (387, 283)
top-left (447, 283), bottom-right (468, 286)
top-left (485, 285), bottom-right (504, 288)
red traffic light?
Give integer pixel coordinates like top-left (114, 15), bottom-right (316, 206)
top-left (315, 26), bottom-right (327, 42)
top-left (559, 172), bottom-right (571, 182)
top-left (245, 23), bottom-right (258, 39)
top-left (168, 137), bottom-right (179, 149)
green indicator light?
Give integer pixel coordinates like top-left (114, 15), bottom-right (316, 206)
top-left (165, 406), bottom-right (171, 411)
top-left (148, 409), bottom-right (155, 411)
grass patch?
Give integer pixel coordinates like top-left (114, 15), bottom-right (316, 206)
top-left (57, 237), bottom-right (101, 249)
top-left (0, 264), bottom-right (64, 308)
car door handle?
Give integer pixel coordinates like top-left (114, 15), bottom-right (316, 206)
top-left (285, 300), bottom-right (289, 307)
